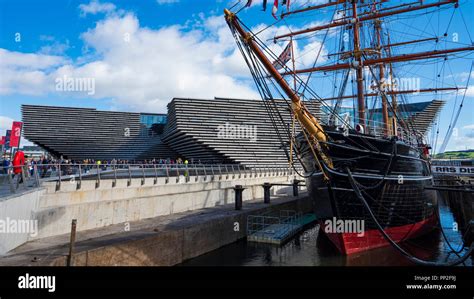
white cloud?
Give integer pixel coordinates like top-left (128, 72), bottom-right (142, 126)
top-left (452, 85), bottom-right (474, 98)
top-left (241, 20), bottom-right (328, 73)
top-left (0, 49), bottom-right (65, 70)
top-left (0, 49), bottom-right (67, 95)
top-left (156, 0), bottom-right (179, 5)
top-left (246, 0), bottom-right (326, 10)
top-left (79, 0), bottom-right (116, 17)
top-left (463, 124), bottom-right (474, 130)
top-left (74, 12), bottom-right (260, 111)
top-left (39, 35), bottom-right (55, 42)
top-left (297, 40), bottom-right (328, 68)
top-left (465, 85), bottom-right (474, 97)
top-left (446, 135), bottom-right (474, 151)
top-left (453, 71), bottom-right (474, 82)
top-left (433, 123), bottom-right (474, 152)
top-left (0, 6), bottom-right (329, 112)
top-left (0, 12), bottom-right (260, 112)
top-left (462, 124), bottom-right (474, 138)
top-left (39, 40), bottom-right (71, 55)
top-left (0, 116), bottom-right (14, 133)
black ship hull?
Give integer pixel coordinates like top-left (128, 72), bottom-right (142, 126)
top-left (298, 128), bottom-right (438, 254)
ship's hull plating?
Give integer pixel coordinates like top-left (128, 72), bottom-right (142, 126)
top-left (298, 129), bottom-right (438, 255)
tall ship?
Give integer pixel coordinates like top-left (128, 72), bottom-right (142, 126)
top-left (224, 0), bottom-right (473, 254)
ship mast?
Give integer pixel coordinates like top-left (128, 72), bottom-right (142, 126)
top-left (351, 1), bottom-right (366, 129)
top-left (386, 32), bottom-right (398, 135)
top-left (374, 2), bottom-right (389, 135)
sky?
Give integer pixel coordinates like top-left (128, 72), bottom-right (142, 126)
top-left (0, 0), bottom-right (473, 152)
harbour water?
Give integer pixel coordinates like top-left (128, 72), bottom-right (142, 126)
top-left (181, 192), bottom-right (473, 266)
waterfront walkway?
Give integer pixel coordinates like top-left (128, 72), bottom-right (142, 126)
top-left (0, 163), bottom-right (290, 198)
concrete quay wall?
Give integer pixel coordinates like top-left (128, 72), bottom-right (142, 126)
top-left (46, 195), bottom-right (313, 266)
top-left (0, 189), bottom-right (44, 255)
top-left (31, 173), bottom-right (300, 241)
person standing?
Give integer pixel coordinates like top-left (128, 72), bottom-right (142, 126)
top-left (29, 158), bottom-right (35, 176)
top-left (41, 155), bottom-right (48, 178)
top-left (1, 158), bottom-right (9, 175)
top-left (12, 150), bottom-right (25, 184)
top-left (184, 159), bottom-right (189, 177)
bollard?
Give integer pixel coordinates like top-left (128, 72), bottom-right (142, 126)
top-left (262, 183), bottom-right (272, 204)
top-left (77, 165), bottom-right (82, 190)
top-left (153, 164), bottom-right (158, 185)
top-left (233, 185), bottom-right (245, 210)
top-left (67, 219), bottom-right (77, 266)
top-left (293, 179), bottom-right (299, 197)
top-left (56, 163), bottom-right (61, 191)
top-left (112, 165), bottom-right (117, 188)
top-left (95, 164), bottom-right (101, 189)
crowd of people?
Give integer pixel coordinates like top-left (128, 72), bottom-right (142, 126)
top-left (1, 151), bottom-right (223, 183)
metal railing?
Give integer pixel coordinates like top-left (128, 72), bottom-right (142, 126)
top-left (323, 114), bottom-right (420, 145)
top-left (247, 210), bottom-right (303, 242)
top-left (0, 163), bottom-right (293, 196)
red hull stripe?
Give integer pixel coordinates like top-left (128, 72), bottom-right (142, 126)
top-left (320, 215), bottom-right (438, 255)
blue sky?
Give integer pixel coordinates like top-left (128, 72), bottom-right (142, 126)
top-left (0, 0), bottom-right (473, 152)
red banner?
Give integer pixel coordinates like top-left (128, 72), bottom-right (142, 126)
top-left (9, 121), bottom-right (23, 147)
top-left (0, 136), bottom-right (5, 145)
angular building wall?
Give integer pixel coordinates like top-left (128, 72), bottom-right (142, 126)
top-left (22, 105), bottom-right (174, 161)
top-left (405, 100), bottom-right (445, 135)
top-left (161, 97), bottom-right (321, 167)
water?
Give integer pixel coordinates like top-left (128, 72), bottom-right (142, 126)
top-left (181, 193), bottom-right (473, 266)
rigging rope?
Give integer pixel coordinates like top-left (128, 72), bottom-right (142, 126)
top-left (356, 181), bottom-right (469, 265)
top-left (347, 168), bottom-right (474, 266)
top-left (329, 69), bottom-right (350, 125)
top-left (438, 61), bottom-right (473, 154)
top-left (229, 20), bottom-right (306, 171)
